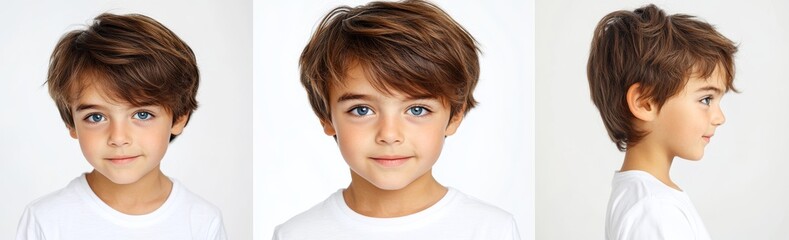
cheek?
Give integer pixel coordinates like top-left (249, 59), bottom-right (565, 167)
top-left (662, 104), bottom-right (703, 138)
top-left (73, 126), bottom-right (110, 167)
top-left (137, 122), bottom-right (174, 158)
top-left (334, 122), bottom-right (368, 158)
top-left (75, 126), bottom-right (104, 156)
top-left (410, 121), bottom-right (447, 157)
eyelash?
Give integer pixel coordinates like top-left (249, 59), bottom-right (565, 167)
top-left (81, 111), bottom-right (155, 124)
top-left (83, 113), bottom-right (106, 124)
top-left (345, 105), bottom-right (433, 117)
top-left (133, 111), bottom-right (155, 120)
top-left (347, 105), bottom-right (374, 116)
top-left (700, 96), bottom-right (713, 106)
top-left (407, 105), bottom-right (432, 117)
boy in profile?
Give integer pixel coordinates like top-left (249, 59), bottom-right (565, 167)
top-left (587, 4), bottom-right (737, 240)
top-left (16, 13), bottom-right (226, 239)
top-left (274, 0), bottom-right (520, 239)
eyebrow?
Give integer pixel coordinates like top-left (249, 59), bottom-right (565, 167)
top-left (695, 86), bottom-right (723, 94)
top-left (336, 93), bottom-right (370, 103)
top-left (335, 93), bottom-right (438, 103)
top-left (406, 94), bottom-right (439, 101)
top-left (74, 103), bottom-right (159, 112)
top-left (74, 104), bottom-right (102, 112)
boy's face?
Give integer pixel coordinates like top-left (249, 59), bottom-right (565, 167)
top-left (68, 83), bottom-right (187, 185)
top-left (649, 67), bottom-right (727, 160)
top-left (323, 65), bottom-right (462, 190)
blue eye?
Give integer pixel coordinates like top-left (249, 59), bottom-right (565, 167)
top-left (350, 107), bottom-right (373, 116)
top-left (700, 97), bottom-right (712, 106)
top-left (408, 106), bottom-right (429, 116)
top-left (133, 112), bottom-right (153, 120)
top-left (86, 114), bottom-right (105, 123)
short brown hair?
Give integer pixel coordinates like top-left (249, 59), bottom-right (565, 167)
top-left (47, 13), bottom-right (199, 141)
top-left (300, 0), bottom-right (479, 123)
top-left (587, 4), bottom-right (737, 151)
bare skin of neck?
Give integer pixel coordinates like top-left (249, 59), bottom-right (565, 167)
top-left (621, 138), bottom-right (681, 191)
top-left (343, 170), bottom-right (448, 218)
top-left (86, 166), bottom-right (172, 215)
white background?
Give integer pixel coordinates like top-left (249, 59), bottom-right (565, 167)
top-left (537, 0), bottom-right (789, 239)
top-left (255, 0), bottom-right (535, 239)
top-left (0, 1), bottom-right (252, 239)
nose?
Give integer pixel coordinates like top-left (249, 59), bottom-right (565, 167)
top-left (712, 104), bottom-right (726, 126)
top-left (376, 115), bottom-right (403, 145)
top-left (108, 120), bottom-right (131, 147)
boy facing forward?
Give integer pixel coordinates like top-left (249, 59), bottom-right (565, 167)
top-left (16, 13), bottom-right (226, 239)
top-left (274, 0), bottom-right (520, 239)
top-left (587, 4), bottom-right (737, 240)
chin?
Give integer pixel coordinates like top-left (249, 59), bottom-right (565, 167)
top-left (679, 152), bottom-right (704, 161)
top-left (363, 176), bottom-right (414, 191)
top-left (370, 181), bottom-right (411, 191)
top-left (103, 173), bottom-right (144, 185)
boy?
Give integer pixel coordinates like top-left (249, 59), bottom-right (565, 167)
top-left (587, 4), bottom-right (737, 240)
top-left (273, 0), bottom-right (520, 239)
top-left (16, 13), bottom-right (226, 239)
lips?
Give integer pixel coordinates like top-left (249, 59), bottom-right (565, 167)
top-left (370, 156), bottom-right (412, 167)
top-left (702, 135), bottom-right (713, 143)
top-left (105, 155), bottom-right (139, 165)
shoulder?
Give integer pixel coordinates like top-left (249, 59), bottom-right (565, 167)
top-left (171, 179), bottom-right (224, 219)
top-left (441, 188), bottom-right (520, 239)
top-left (171, 180), bottom-right (227, 239)
top-left (447, 188), bottom-right (516, 223)
top-left (23, 176), bottom-right (86, 218)
top-left (606, 172), bottom-right (697, 240)
top-left (609, 171), bottom-right (682, 211)
top-left (613, 197), bottom-right (696, 240)
top-left (273, 191), bottom-right (340, 237)
top-left (17, 177), bottom-right (86, 239)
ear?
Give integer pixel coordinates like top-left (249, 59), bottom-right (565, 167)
top-left (321, 119), bottom-right (336, 136)
top-left (68, 125), bottom-right (78, 139)
top-left (626, 83), bottom-right (657, 121)
top-left (170, 114), bottom-right (189, 136)
top-left (445, 112), bottom-right (464, 137)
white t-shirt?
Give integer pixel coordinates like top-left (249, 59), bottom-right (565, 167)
top-left (273, 187), bottom-right (520, 240)
top-left (606, 170), bottom-right (710, 240)
top-left (16, 174), bottom-right (227, 240)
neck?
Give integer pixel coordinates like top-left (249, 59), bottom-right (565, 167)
top-left (343, 170), bottom-right (447, 218)
top-left (621, 140), bottom-right (681, 191)
top-left (86, 166), bottom-right (172, 215)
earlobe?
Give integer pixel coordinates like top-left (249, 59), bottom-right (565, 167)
top-left (321, 119), bottom-right (336, 136)
top-left (170, 114), bottom-right (189, 136)
top-left (626, 83), bottom-right (657, 121)
top-left (444, 113), bottom-right (464, 137)
top-left (68, 125), bottom-right (78, 139)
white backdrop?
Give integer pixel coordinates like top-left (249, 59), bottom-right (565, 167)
top-left (0, 1), bottom-right (252, 239)
top-left (536, 0), bottom-right (789, 239)
top-left (254, 0), bottom-right (534, 239)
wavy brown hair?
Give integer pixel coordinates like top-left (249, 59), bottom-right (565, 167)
top-left (47, 13), bottom-right (199, 141)
top-left (300, 0), bottom-right (480, 123)
top-left (587, 4), bottom-right (737, 151)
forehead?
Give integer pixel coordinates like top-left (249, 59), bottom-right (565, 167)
top-left (331, 66), bottom-right (376, 94)
top-left (68, 73), bottom-right (163, 111)
top-left (684, 65), bottom-right (727, 91)
top-left (68, 71), bottom-right (161, 109)
top-left (69, 72), bottom-right (117, 103)
top-left (71, 84), bottom-right (133, 109)
top-left (329, 64), bottom-right (437, 101)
